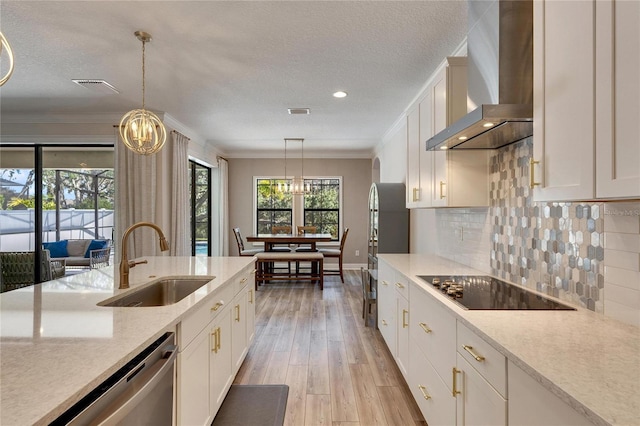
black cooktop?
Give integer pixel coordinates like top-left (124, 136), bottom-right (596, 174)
top-left (417, 275), bottom-right (576, 311)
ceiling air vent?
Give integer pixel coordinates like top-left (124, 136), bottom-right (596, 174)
top-left (72, 79), bottom-right (119, 94)
top-left (288, 108), bottom-right (310, 115)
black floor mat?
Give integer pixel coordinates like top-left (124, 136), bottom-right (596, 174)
top-left (212, 384), bottom-right (289, 426)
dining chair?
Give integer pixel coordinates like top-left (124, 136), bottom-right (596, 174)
top-left (270, 225), bottom-right (293, 252)
top-left (295, 225), bottom-right (317, 252)
top-left (361, 267), bottom-right (377, 327)
top-left (318, 227), bottom-right (349, 283)
top-left (233, 228), bottom-right (263, 256)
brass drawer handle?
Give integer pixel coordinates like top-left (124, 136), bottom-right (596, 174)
top-left (216, 327), bottom-right (221, 351)
top-left (402, 309), bottom-right (409, 328)
top-left (462, 345), bottom-right (485, 362)
top-left (395, 282), bottom-right (405, 289)
top-left (529, 158), bottom-right (541, 188)
top-left (452, 367), bottom-right (461, 397)
top-left (211, 329), bottom-right (219, 353)
top-left (381, 319), bottom-right (388, 326)
top-left (413, 187), bottom-right (420, 202)
top-left (211, 301), bottom-right (224, 311)
top-left (382, 280), bottom-right (389, 286)
top-left (240, 277), bottom-right (248, 284)
top-left (418, 385), bottom-right (431, 400)
top-left (235, 304), bottom-right (241, 322)
top-left (248, 289), bottom-right (254, 304)
top-left (439, 181), bottom-right (446, 199)
top-left (419, 322), bottom-right (432, 333)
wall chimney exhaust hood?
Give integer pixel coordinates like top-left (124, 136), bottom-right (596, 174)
top-left (427, 0), bottom-right (533, 151)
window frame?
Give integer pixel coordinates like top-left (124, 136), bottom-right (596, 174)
top-left (252, 175), bottom-right (342, 244)
top-left (189, 160), bottom-right (212, 257)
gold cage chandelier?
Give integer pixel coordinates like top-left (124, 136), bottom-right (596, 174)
top-left (119, 31), bottom-right (166, 155)
top-left (279, 138), bottom-right (310, 195)
top-left (0, 31), bottom-right (15, 86)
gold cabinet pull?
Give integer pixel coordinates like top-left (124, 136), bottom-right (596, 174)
top-left (529, 158), bottom-right (541, 188)
top-left (216, 327), bottom-right (221, 351)
top-left (419, 322), bottom-right (432, 334)
top-left (211, 329), bottom-right (218, 353)
top-left (240, 277), bottom-right (248, 284)
top-left (462, 345), bottom-right (485, 362)
top-left (452, 367), bottom-right (461, 397)
top-left (381, 319), bottom-right (388, 326)
top-left (211, 301), bottom-right (224, 311)
top-left (418, 385), bottom-right (432, 400)
top-left (235, 304), bottom-right (241, 322)
top-left (402, 309), bottom-right (409, 328)
top-left (395, 282), bottom-right (405, 289)
top-left (412, 187), bottom-right (420, 202)
top-left (248, 289), bottom-right (254, 304)
top-left (439, 181), bottom-right (446, 199)
top-left (382, 280), bottom-right (389, 286)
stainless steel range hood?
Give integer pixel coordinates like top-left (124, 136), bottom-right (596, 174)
top-left (427, 0), bottom-right (533, 151)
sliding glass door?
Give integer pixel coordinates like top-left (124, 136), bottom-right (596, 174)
top-left (189, 160), bottom-right (211, 256)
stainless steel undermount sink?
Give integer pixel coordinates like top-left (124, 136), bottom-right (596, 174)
top-left (98, 276), bottom-right (214, 307)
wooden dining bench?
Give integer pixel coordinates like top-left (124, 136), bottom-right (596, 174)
top-left (255, 252), bottom-right (324, 290)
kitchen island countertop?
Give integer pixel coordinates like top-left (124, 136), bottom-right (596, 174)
top-left (378, 253), bottom-right (640, 426)
top-left (0, 256), bottom-right (254, 425)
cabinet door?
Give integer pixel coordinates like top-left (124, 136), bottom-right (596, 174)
top-left (533, 0), bottom-right (595, 201)
top-left (508, 360), bottom-right (590, 425)
top-left (210, 308), bottom-right (232, 414)
top-left (231, 291), bottom-right (248, 373)
top-left (178, 328), bottom-right (211, 426)
top-left (595, 0), bottom-right (640, 198)
top-left (419, 91), bottom-right (434, 208)
top-left (396, 295), bottom-right (409, 378)
top-left (408, 345), bottom-right (456, 426)
top-left (246, 286), bottom-right (256, 345)
top-left (432, 150), bottom-right (448, 207)
top-left (456, 354), bottom-right (507, 426)
top-left (377, 261), bottom-right (397, 354)
top-left (407, 105), bottom-right (421, 207)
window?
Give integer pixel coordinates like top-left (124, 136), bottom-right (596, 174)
top-left (189, 161), bottom-right (211, 256)
top-left (304, 178), bottom-right (340, 240)
top-left (254, 177), bottom-right (341, 241)
top-left (256, 178), bottom-right (292, 234)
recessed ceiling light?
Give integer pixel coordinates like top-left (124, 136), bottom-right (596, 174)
top-left (333, 91), bottom-right (348, 98)
top-left (439, 146), bottom-right (448, 150)
top-left (483, 122), bottom-right (495, 128)
top-left (458, 136), bottom-right (468, 141)
top-left (288, 108), bottom-right (310, 115)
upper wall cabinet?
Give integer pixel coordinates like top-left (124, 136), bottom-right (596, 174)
top-left (407, 57), bottom-right (485, 208)
top-left (533, 0), bottom-right (640, 201)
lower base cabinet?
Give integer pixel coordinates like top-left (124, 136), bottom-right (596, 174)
top-left (456, 354), bottom-right (507, 426)
top-left (177, 267), bottom-right (255, 426)
top-left (408, 345), bottom-right (456, 425)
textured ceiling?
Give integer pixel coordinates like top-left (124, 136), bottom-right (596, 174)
top-left (0, 1), bottom-right (467, 157)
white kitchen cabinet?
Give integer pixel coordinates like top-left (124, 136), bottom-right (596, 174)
top-left (533, 0), bottom-right (640, 201)
top-left (508, 360), bottom-right (592, 425)
top-left (395, 275), bottom-right (409, 378)
top-left (246, 286), bottom-right (255, 345)
top-left (377, 260), bottom-right (397, 354)
top-left (456, 354), bottom-right (507, 426)
top-left (406, 105), bottom-right (424, 207)
top-left (595, 0), bottom-right (640, 198)
top-left (455, 322), bottom-right (507, 426)
top-left (431, 150), bottom-right (490, 208)
top-left (177, 265), bottom-right (256, 425)
top-left (408, 345), bottom-right (456, 426)
top-left (210, 308), bottom-right (233, 413)
top-left (406, 57), bottom-right (468, 209)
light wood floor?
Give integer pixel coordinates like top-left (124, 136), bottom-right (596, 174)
top-left (234, 270), bottom-right (427, 426)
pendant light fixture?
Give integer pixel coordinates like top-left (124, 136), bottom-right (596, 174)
top-left (284, 138), bottom-right (310, 195)
top-left (119, 31), bottom-right (166, 155)
top-left (0, 32), bottom-right (15, 86)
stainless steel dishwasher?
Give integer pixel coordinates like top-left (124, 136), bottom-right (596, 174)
top-left (51, 332), bottom-right (178, 425)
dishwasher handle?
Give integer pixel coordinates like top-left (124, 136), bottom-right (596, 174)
top-left (92, 344), bottom-right (178, 425)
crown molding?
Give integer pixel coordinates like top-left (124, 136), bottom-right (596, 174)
top-left (0, 112), bottom-right (124, 124)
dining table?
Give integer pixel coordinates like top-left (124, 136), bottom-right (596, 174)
top-left (245, 233), bottom-right (333, 252)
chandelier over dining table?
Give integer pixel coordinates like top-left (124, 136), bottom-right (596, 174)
top-left (279, 138), bottom-right (311, 195)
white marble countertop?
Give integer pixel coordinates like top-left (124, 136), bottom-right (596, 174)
top-left (378, 253), bottom-right (640, 426)
top-left (0, 256), bottom-right (254, 426)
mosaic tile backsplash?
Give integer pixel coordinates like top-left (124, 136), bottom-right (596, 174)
top-left (489, 138), bottom-right (604, 312)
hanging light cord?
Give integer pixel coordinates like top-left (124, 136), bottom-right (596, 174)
top-left (141, 38), bottom-right (146, 110)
